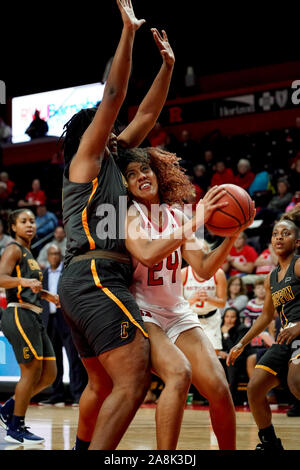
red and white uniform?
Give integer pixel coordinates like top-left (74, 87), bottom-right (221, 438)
top-left (130, 201), bottom-right (201, 343)
top-left (182, 266), bottom-right (222, 349)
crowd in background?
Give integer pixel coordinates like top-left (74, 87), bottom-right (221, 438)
top-left (0, 114), bottom-right (299, 409)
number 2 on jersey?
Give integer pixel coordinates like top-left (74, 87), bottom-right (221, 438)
top-left (148, 251), bottom-right (179, 286)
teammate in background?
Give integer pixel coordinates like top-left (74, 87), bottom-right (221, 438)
top-left (0, 209), bottom-right (59, 445)
top-left (181, 240), bottom-right (227, 354)
top-left (119, 146), bottom-right (255, 449)
top-left (227, 205), bottom-right (300, 450)
top-left (58, 0), bottom-right (176, 450)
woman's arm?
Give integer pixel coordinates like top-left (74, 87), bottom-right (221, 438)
top-left (227, 275), bottom-right (275, 365)
top-left (69, 0), bottom-right (145, 183)
top-left (118, 28), bottom-right (175, 149)
top-left (125, 186), bottom-right (229, 266)
top-left (204, 268), bottom-right (227, 308)
top-left (0, 245), bottom-right (42, 292)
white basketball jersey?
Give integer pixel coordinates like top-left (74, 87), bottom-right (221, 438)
top-left (183, 265), bottom-right (218, 315)
top-left (130, 201), bottom-right (191, 317)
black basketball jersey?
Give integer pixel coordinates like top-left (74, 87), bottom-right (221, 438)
top-left (62, 151), bottom-right (128, 268)
top-left (270, 255), bottom-right (300, 327)
top-left (5, 242), bottom-right (43, 307)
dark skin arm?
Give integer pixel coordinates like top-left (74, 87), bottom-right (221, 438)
top-left (0, 244), bottom-right (42, 293)
top-left (69, 0), bottom-right (145, 183)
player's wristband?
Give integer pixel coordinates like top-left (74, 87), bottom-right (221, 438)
top-left (235, 342), bottom-right (244, 349)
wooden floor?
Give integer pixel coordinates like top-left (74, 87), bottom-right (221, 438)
top-left (0, 403), bottom-right (299, 451)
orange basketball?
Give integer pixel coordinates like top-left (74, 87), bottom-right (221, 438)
top-left (206, 184), bottom-right (253, 237)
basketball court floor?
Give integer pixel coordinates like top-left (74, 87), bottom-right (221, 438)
top-left (0, 403), bottom-right (299, 451)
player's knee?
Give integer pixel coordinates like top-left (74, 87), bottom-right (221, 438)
top-left (208, 375), bottom-right (231, 404)
top-left (169, 361), bottom-right (192, 395)
top-left (247, 375), bottom-right (261, 402)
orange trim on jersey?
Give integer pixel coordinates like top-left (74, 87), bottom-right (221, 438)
top-left (16, 265), bottom-right (23, 303)
top-left (255, 364), bottom-right (277, 376)
top-left (182, 267), bottom-right (189, 287)
top-left (82, 177), bottom-right (98, 250)
top-left (90, 259), bottom-right (149, 339)
top-left (14, 307), bottom-right (55, 361)
top-left (214, 273), bottom-right (217, 284)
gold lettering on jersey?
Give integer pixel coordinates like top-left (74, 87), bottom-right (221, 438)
top-left (23, 347), bottom-right (30, 359)
top-left (121, 321), bottom-right (129, 339)
top-left (27, 259), bottom-right (40, 271)
top-left (272, 285), bottom-right (295, 308)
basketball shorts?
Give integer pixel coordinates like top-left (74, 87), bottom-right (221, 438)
top-left (1, 306), bottom-right (55, 364)
top-left (197, 310), bottom-right (222, 350)
top-left (58, 258), bottom-right (148, 358)
top-left (255, 335), bottom-right (300, 382)
top-left (140, 307), bottom-right (201, 344)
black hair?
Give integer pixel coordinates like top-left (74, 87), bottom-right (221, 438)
top-left (60, 108), bottom-right (98, 166)
top-left (221, 306), bottom-right (241, 327)
top-left (8, 209), bottom-right (35, 238)
top-left (60, 106), bottom-right (124, 166)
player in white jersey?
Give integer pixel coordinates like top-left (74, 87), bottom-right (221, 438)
top-left (117, 146), bottom-right (255, 450)
top-left (181, 240), bottom-right (227, 352)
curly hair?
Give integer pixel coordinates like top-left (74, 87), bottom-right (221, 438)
top-left (116, 146), bottom-right (195, 206)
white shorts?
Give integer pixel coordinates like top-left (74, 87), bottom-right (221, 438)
top-left (140, 308), bottom-right (201, 344)
top-left (197, 310), bottom-right (222, 350)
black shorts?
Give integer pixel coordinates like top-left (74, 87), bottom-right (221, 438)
top-left (255, 336), bottom-right (300, 382)
top-left (1, 306), bottom-right (55, 364)
top-left (58, 258), bottom-right (148, 358)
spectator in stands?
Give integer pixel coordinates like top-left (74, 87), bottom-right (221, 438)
top-left (254, 242), bottom-right (278, 276)
top-left (248, 169), bottom-right (270, 197)
top-left (201, 148), bottom-right (216, 183)
top-left (0, 172), bottom-right (14, 196)
top-left (25, 110), bottom-right (49, 140)
top-left (289, 158), bottom-right (300, 193)
top-left (192, 164), bottom-right (209, 192)
top-left (18, 178), bottom-right (47, 208)
top-left (176, 129), bottom-right (200, 169)
top-left (35, 204), bottom-right (58, 239)
top-left (37, 226), bottom-right (67, 269)
top-left (285, 191), bottom-right (300, 213)
top-left (0, 182), bottom-right (8, 208)
top-left (221, 276), bottom-right (249, 316)
top-left (0, 219), bottom-right (13, 256)
top-left (242, 278), bottom-right (275, 378)
top-left (39, 245), bottom-right (87, 406)
top-left (222, 231), bottom-right (258, 277)
top-left (210, 160), bottom-right (235, 188)
top-left (218, 307), bottom-right (252, 404)
top-left (266, 177), bottom-right (293, 216)
top-left (234, 159), bottom-right (255, 191)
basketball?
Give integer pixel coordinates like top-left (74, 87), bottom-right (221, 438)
top-left (206, 184), bottom-right (253, 237)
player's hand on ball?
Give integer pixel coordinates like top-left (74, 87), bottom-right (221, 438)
top-left (197, 186), bottom-right (229, 225)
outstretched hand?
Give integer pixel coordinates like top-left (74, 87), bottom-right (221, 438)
top-left (117, 0), bottom-right (146, 31)
top-left (151, 28), bottom-right (175, 68)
